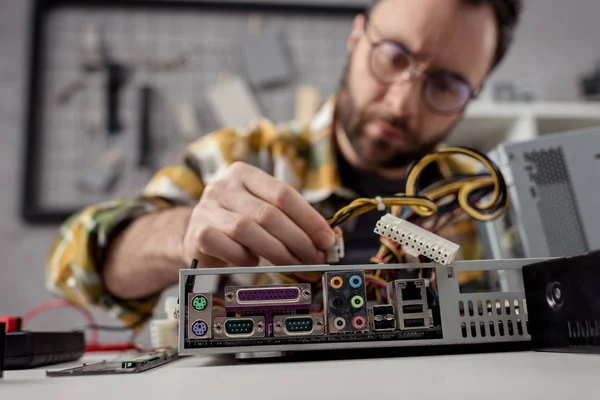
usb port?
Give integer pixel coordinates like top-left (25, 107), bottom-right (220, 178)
top-left (402, 304), bottom-right (423, 314)
top-left (403, 318), bottom-right (425, 328)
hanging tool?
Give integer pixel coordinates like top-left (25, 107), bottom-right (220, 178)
top-left (106, 62), bottom-right (130, 139)
top-left (138, 85), bottom-right (155, 169)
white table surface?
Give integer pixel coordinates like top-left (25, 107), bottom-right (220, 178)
top-left (1, 350), bottom-right (599, 399)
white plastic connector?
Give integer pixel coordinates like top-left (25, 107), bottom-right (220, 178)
top-left (149, 297), bottom-right (179, 349)
top-left (326, 230), bottom-right (345, 263)
top-left (375, 196), bottom-right (385, 211)
top-left (374, 213), bottom-right (460, 265)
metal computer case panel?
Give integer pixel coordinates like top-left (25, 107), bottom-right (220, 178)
top-left (485, 127), bottom-right (600, 258)
top-left (178, 259), bottom-right (542, 356)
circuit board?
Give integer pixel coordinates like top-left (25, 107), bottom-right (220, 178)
top-left (46, 349), bottom-right (178, 376)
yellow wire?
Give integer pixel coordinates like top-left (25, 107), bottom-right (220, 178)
top-left (457, 178), bottom-right (508, 221)
top-left (405, 147), bottom-right (503, 216)
top-left (374, 288), bottom-right (382, 303)
top-left (327, 196), bottom-right (438, 226)
top-left (364, 273), bottom-right (389, 287)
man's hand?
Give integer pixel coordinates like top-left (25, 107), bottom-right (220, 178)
top-left (183, 162), bottom-right (336, 267)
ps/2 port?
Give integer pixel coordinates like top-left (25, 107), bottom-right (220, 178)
top-left (191, 295), bottom-right (208, 311)
top-left (191, 320), bottom-right (208, 337)
top-left (349, 275), bottom-right (362, 288)
top-left (352, 316), bottom-right (366, 329)
top-left (351, 295), bottom-right (365, 309)
top-left (330, 276), bottom-right (343, 289)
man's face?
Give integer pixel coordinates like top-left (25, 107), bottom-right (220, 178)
top-left (336, 0), bottom-right (498, 169)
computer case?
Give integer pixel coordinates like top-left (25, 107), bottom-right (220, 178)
top-left (482, 126), bottom-right (600, 259)
top-left (522, 250), bottom-right (600, 353)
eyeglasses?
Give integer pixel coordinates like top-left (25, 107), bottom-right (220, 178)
top-left (363, 22), bottom-right (476, 115)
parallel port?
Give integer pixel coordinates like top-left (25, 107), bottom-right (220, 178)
top-left (224, 284), bottom-right (312, 308)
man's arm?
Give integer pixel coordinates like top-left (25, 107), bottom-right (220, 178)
top-left (101, 206), bottom-right (192, 300)
top-left (45, 137), bottom-right (207, 329)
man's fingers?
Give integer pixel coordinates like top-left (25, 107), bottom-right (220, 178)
top-left (213, 207), bottom-right (302, 266)
top-left (233, 163), bottom-right (336, 250)
top-left (194, 221), bottom-right (259, 267)
top-left (220, 190), bottom-right (326, 264)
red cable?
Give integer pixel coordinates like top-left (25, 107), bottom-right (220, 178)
top-left (22, 299), bottom-right (99, 344)
top-left (22, 300), bottom-right (148, 353)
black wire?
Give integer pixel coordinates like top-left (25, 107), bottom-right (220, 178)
top-left (406, 147), bottom-right (509, 214)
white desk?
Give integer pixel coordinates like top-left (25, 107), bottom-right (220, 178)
top-left (1, 350), bottom-right (599, 399)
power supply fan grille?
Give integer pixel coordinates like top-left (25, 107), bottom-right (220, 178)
top-left (523, 146), bottom-right (587, 256)
top-left (568, 320), bottom-right (600, 347)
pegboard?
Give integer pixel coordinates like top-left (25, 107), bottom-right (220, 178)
top-left (22, 0), bottom-right (363, 224)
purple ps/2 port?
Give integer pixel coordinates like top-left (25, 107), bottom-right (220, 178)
top-left (237, 287), bottom-right (301, 303)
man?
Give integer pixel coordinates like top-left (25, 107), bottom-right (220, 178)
top-left (46, 0), bottom-right (521, 329)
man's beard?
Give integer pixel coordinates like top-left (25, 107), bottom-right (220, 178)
top-left (334, 57), bottom-right (452, 169)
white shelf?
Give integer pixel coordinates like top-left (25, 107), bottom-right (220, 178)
top-left (446, 101), bottom-right (600, 153)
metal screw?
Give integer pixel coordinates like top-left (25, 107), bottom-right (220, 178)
top-left (316, 320), bottom-right (324, 328)
top-left (274, 322), bottom-right (282, 331)
top-left (257, 322), bottom-right (264, 332)
top-left (214, 324), bottom-right (222, 332)
top-left (302, 289), bottom-right (311, 298)
top-left (225, 293), bottom-right (233, 300)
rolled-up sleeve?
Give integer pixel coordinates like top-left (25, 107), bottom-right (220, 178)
top-left (45, 149), bottom-right (207, 330)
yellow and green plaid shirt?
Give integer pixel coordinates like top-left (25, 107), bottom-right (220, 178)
top-left (45, 98), bottom-right (481, 329)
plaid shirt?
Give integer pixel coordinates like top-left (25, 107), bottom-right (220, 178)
top-left (45, 98), bottom-right (481, 329)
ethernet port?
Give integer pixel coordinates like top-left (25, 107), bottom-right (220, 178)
top-left (400, 281), bottom-right (422, 301)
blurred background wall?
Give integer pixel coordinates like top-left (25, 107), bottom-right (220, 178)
top-left (2, 0), bottom-right (600, 341)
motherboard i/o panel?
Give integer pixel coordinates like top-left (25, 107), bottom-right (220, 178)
top-left (179, 259), bottom-right (542, 356)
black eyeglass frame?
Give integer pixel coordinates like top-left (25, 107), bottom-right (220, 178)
top-left (362, 18), bottom-right (479, 116)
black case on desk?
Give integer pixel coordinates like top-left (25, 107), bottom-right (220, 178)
top-left (4, 330), bottom-right (85, 370)
top-left (0, 322), bottom-right (5, 377)
top-left (522, 250), bottom-right (600, 354)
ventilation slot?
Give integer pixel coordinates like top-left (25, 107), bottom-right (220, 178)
top-left (507, 320), bottom-right (514, 336)
top-left (459, 301), bottom-right (465, 317)
top-left (517, 319), bottom-right (523, 336)
top-left (460, 319), bottom-right (528, 339)
top-left (513, 299), bottom-right (520, 315)
top-left (568, 320), bottom-right (600, 347)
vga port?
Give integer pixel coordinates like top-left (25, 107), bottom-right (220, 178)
top-left (213, 316), bottom-right (265, 339)
top-left (273, 315), bottom-right (325, 337)
top-left (225, 284), bottom-right (312, 307)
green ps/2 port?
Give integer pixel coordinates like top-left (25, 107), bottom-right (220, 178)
top-left (225, 319), bottom-right (255, 335)
top-left (285, 317), bottom-right (313, 333)
top-left (191, 295), bottom-right (208, 311)
top-left (351, 295), bottom-right (365, 309)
